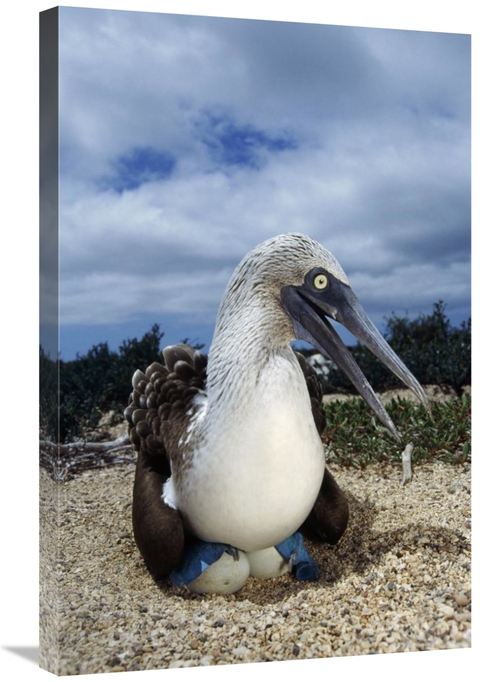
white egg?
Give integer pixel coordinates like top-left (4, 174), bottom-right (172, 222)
top-left (187, 551), bottom-right (250, 594)
top-left (247, 547), bottom-right (292, 579)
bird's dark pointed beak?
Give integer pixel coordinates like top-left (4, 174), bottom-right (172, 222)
top-left (281, 277), bottom-right (431, 440)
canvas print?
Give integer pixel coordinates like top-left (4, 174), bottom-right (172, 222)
top-left (39, 6), bottom-right (471, 675)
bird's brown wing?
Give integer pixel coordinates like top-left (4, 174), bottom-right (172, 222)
top-left (295, 352), bottom-right (349, 545)
top-left (124, 344), bottom-right (207, 576)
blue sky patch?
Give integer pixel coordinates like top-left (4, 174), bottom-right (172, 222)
top-left (197, 113), bottom-right (298, 169)
top-left (105, 147), bottom-right (177, 192)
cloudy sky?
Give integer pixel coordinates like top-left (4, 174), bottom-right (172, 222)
top-left (53, 6), bottom-right (470, 360)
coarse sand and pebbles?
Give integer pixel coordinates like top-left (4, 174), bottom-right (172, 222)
top-left (40, 453), bottom-right (471, 675)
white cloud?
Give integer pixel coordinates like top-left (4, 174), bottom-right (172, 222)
top-left (56, 7), bottom-right (470, 354)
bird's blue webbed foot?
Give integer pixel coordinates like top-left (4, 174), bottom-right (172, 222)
top-left (275, 531), bottom-right (321, 581)
top-left (170, 533), bottom-right (319, 594)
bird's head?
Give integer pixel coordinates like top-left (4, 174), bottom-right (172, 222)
top-left (223, 233), bottom-right (430, 439)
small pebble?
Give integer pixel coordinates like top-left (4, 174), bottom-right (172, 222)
top-left (438, 604), bottom-right (455, 618)
top-left (454, 591), bottom-right (470, 607)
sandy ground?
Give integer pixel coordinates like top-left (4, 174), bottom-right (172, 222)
top-left (40, 455), bottom-right (471, 675)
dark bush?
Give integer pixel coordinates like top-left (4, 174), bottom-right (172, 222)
top-left (110, 323), bottom-right (166, 411)
top-left (55, 325), bottom-right (207, 443)
top-left (58, 324), bottom-right (166, 442)
top-left (39, 345), bottom-right (58, 441)
top-left (59, 341), bottom-right (120, 442)
top-left (323, 301), bottom-right (471, 395)
top-left (49, 300), bottom-right (470, 443)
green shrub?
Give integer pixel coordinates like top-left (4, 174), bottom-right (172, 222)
top-left (323, 393), bottom-right (471, 467)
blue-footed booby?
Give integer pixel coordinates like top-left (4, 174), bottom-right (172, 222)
top-left (125, 233), bottom-right (430, 594)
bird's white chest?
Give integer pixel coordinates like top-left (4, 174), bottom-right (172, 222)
top-left (174, 356), bottom-right (325, 551)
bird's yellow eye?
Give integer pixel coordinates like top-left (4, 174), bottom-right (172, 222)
top-left (313, 273), bottom-right (328, 290)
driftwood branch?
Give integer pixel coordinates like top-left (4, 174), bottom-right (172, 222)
top-left (40, 433), bottom-right (135, 480)
top-left (40, 432), bottom-right (131, 454)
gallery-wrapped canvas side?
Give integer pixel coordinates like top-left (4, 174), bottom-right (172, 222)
top-left (39, 6), bottom-right (61, 675)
